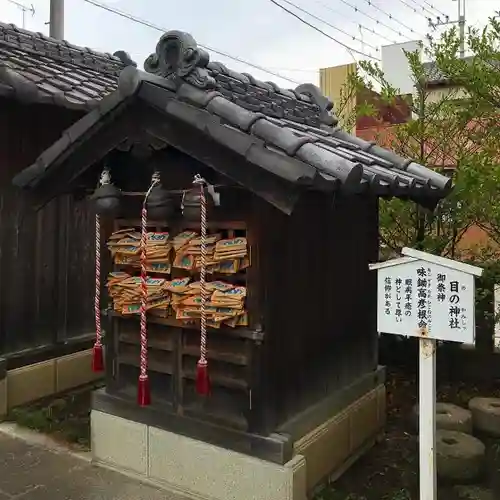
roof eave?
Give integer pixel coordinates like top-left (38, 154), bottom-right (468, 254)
top-left (12, 89), bottom-right (133, 195)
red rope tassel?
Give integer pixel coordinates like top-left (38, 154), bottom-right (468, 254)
top-left (196, 359), bottom-right (210, 396)
top-left (137, 375), bottom-right (151, 406)
top-left (92, 344), bottom-right (104, 372)
top-left (93, 213), bottom-right (104, 373)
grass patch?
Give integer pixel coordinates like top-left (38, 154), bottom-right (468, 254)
top-left (6, 382), bottom-right (103, 450)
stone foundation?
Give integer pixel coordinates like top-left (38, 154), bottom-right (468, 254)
top-left (91, 380), bottom-right (386, 500)
top-left (294, 384), bottom-right (386, 492)
top-left (0, 349), bottom-right (103, 416)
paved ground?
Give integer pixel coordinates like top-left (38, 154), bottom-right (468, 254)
top-left (0, 432), bottom-right (179, 499)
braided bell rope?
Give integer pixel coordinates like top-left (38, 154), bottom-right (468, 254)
top-left (193, 174), bottom-right (208, 368)
top-left (94, 168), bottom-right (111, 353)
top-left (94, 213), bottom-right (102, 348)
top-left (139, 172), bottom-right (161, 381)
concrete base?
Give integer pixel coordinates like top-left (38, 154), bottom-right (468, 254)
top-left (0, 349), bottom-right (103, 416)
top-left (91, 384), bottom-right (386, 500)
top-left (294, 384), bottom-right (385, 492)
top-left (92, 410), bottom-right (307, 500)
top-left (0, 378), bottom-right (6, 418)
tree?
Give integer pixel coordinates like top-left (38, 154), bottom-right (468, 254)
top-left (335, 16), bottom-right (500, 259)
top-left (429, 18), bottom-right (500, 247)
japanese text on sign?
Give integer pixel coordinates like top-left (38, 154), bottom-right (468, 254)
top-left (374, 258), bottom-right (476, 343)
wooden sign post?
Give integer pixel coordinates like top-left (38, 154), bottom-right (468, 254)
top-left (369, 247), bottom-right (482, 500)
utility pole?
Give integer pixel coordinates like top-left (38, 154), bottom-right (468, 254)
top-left (428, 0), bottom-right (466, 59)
top-left (7, 0), bottom-right (35, 29)
top-left (49, 0), bottom-right (64, 39)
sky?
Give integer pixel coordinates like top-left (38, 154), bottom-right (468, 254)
top-left (1, 0), bottom-right (497, 88)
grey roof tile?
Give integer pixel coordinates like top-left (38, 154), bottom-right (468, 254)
top-left (251, 119), bottom-right (314, 155)
top-left (295, 142), bottom-right (363, 190)
top-left (0, 21), bottom-right (136, 110)
top-left (423, 59), bottom-right (470, 85)
top-left (13, 29), bottom-right (453, 211)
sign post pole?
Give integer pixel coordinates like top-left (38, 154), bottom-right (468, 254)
top-left (369, 247), bottom-right (483, 500)
top-left (419, 336), bottom-right (437, 500)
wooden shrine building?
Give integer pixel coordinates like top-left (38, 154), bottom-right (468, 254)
top-left (12, 31), bottom-right (452, 500)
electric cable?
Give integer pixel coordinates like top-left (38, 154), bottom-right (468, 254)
top-left (361, 0), bottom-right (426, 39)
top-left (82, 0), bottom-right (303, 85)
top-left (396, 0), bottom-right (438, 19)
top-left (269, 0), bottom-right (380, 60)
top-left (272, 0), bottom-right (380, 51)
top-left (323, 0), bottom-right (411, 41)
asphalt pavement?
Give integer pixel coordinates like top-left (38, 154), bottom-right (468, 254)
top-left (0, 432), bottom-right (179, 499)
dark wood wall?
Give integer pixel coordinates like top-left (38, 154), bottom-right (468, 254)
top-left (255, 191), bottom-right (379, 429)
top-left (0, 97), bottom-right (96, 359)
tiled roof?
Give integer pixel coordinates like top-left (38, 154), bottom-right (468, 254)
top-left (423, 58), bottom-right (474, 86)
top-left (13, 30), bottom-right (452, 211)
top-left (0, 22), bottom-right (135, 110)
top-left (199, 62), bottom-right (334, 128)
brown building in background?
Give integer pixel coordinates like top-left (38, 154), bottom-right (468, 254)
top-left (319, 62), bottom-right (491, 252)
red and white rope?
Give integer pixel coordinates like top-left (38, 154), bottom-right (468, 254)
top-left (139, 172), bottom-right (161, 382)
top-left (94, 213), bottom-right (102, 349)
top-left (93, 167), bottom-right (112, 371)
top-left (193, 175), bottom-right (208, 367)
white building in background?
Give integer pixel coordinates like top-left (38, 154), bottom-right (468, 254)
top-left (381, 40), bottom-right (422, 120)
top-left (381, 40), bottom-right (422, 95)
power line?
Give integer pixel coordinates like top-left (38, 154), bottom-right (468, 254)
top-left (273, 0), bottom-right (380, 51)
top-left (266, 67), bottom-right (319, 73)
top-left (352, 23), bottom-right (396, 46)
top-left (323, 0), bottom-right (411, 41)
top-left (361, 0), bottom-right (425, 39)
top-left (269, 0), bottom-right (380, 60)
top-left (308, 0), bottom-right (402, 44)
top-left (421, 0), bottom-right (448, 18)
top-left (395, 0), bottom-right (434, 19)
top-left (81, 0), bottom-right (302, 85)
top-left (312, 0), bottom-right (399, 44)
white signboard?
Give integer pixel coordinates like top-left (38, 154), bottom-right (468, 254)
top-left (370, 248), bottom-right (482, 343)
top-left (370, 248), bottom-right (482, 500)
top-left (494, 284), bottom-right (500, 349)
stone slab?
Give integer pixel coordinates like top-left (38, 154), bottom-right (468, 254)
top-left (350, 388), bottom-right (379, 452)
top-left (91, 410), bottom-right (148, 476)
top-left (0, 379), bottom-right (6, 418)
top-left (92, 408), bottom-right (307, 500)
top-left (294, 409), bottom-right (350, 492)
top-left (294, 384), bottom-right (385, 492)
top-left (93, 388), bottom-right (292, 464)
top-left (279, 366), bottom-right (386, 440)
top-left (149, 425), bottom-right (306, 500)
top-left (92, 382), bottom-right (386, 500)
top-left (7, 359), bottom-right (56, 409)
top-left (55, 349), bottom-right (103, 393)
top-left (377, 384), bottom-right (386, 428)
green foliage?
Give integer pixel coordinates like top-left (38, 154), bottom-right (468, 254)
top-left (333, 69), bottom-right (371, 131)
top-left (331, 17), bottom-right (500, 346)
top-left (335, 16), bottom-right (500, 262)
top-left (464, 250), bottom-right (500, 343)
